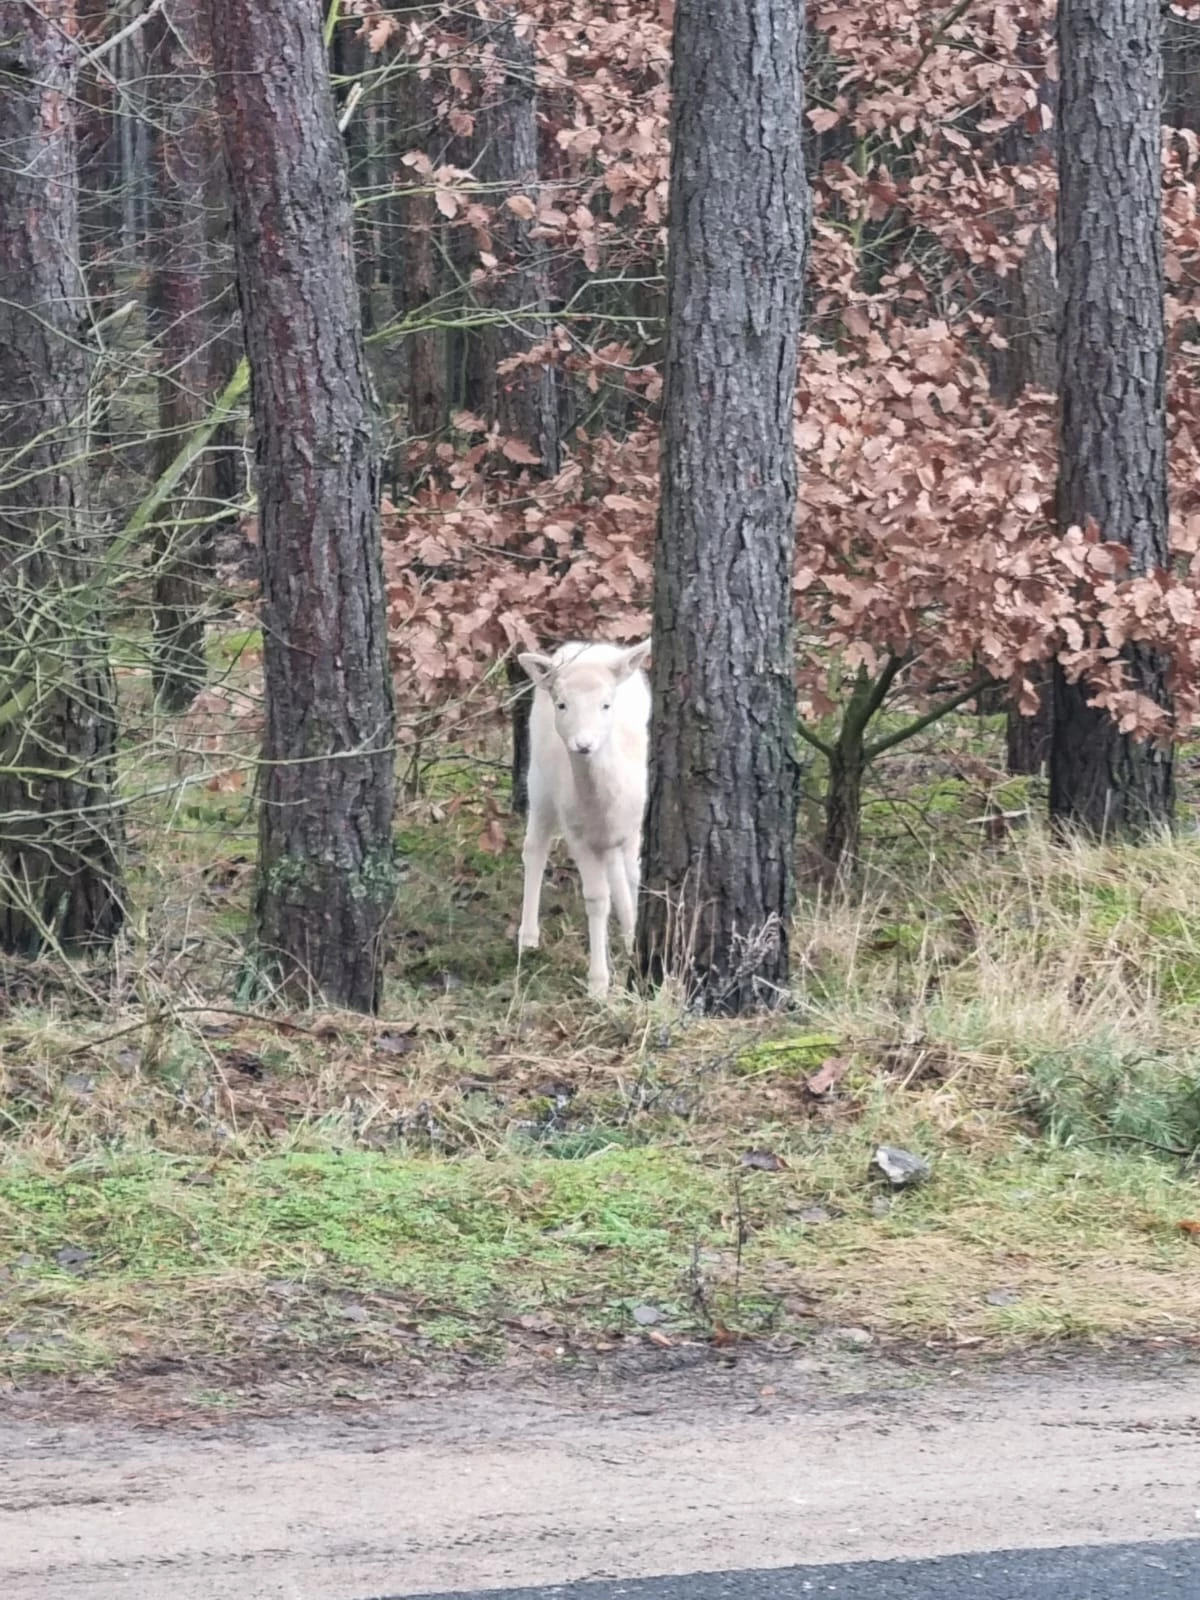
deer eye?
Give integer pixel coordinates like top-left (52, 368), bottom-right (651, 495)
top-left (602, 701), bottom-right (611, 710)
top-left (556, 700), bottom-right (567, 711)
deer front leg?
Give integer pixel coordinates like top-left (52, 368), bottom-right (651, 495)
top-left (518, 810), bottom-right (553, 952)
top-left (574, 842), bottom-right (612, 998)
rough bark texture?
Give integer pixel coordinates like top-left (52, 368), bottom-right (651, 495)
top-left (390, 16), bottom-right (449, 475)
top-left (207, 0), bottom-right (398, 1012)
top-left (148, 0), bottom-right (215, 710)
top-left (1050, 0), bottom-right (1173, 834)
top-left (471, 7), bottom-right (560, 475)
top-left (470, 5), bottom-right (561, 816)
top-left (0, 0), bottom-right (125, 954)
top-left (986, 43), bottom-right (1057, 772)
top-left (1164, 9), bottom-right (1200, 133)
top-left (77, 0), bottom-right (119, 462)
top-left (1007, 663), bottom-right (1053, 775)
top-left (331, 23), bottom-right (376, 333)
top-left (636, 0), bottom-right (808, 1014)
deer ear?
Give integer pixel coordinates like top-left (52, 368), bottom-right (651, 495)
top-left (613, 640), bottom-right (651, 681)
top-left (518, 651), bottom-right (555, 688)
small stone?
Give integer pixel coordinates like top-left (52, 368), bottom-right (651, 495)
top-left (871, 1196), bottom-right (892, 1218)
top-left (834, 1326), bottom-right (874, 1348)
top-left (797, 1205), bottom-right (831, 1225)
top-left (871, 1145), bottom-right (931, 1188)
top-left (53, 1246), bottom-right (92, 1271)
top-left (632, 1304), bottom-right (663, 1325)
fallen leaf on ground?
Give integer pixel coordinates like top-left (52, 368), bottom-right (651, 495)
top-left (806, 1056), bottom-right (850, 1096)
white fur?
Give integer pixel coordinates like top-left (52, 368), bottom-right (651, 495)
top-left (516, 639), bottom-right (652, 997)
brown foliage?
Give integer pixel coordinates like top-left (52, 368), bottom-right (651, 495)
top-left (376, 1), bottom-right (1200, 745)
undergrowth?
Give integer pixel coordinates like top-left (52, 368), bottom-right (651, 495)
top-left (3, 678), bottom-right (1200, 1380)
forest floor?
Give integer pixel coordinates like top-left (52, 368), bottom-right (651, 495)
top-left (3, 630), bottom-right (1200, 1408)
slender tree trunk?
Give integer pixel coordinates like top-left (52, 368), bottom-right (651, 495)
top-left (469, 4), bottom-right (560, 816)
top-left (1164, 8), bottom-right (1200, 133)
top-left (0, 0), bottom-right (124, 954)
top-left (636, 0), bottom-right (808, 1014)
top-left (470, 6), bottom-right (560, 474)
top-left (390, 18), bottom-right (449, 479)
top-left (1007, 662), bottom-right (1053, 774)
top-left (77, 0), bottom-right (119, 464)
top-left (148, 0), bottom-right (215, 710)
top-left (989, 45), bottom-right (1057, 771)
top-left (207, 0), bottom-right (398, 1012)
top-left (822, 743), bottom-right (864, 888)
top-left (331, 21), bottom-right (376, 332)
top-left (1050, 0), bottom-right (1172, 834)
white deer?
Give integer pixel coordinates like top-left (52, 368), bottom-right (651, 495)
top-left (516, 640), bottom-right (652, 997)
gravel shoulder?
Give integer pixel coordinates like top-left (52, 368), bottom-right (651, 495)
top-left (4, 1349), bottom-right (1200, 1600)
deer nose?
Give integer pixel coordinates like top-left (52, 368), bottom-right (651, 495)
top-left (570, 737), bottom-right (594, 755)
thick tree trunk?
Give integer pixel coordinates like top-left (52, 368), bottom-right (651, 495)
top-left (148, 0), bottom-right (215, 710)
top-left (207, 0), bottom-right (398, 1012)
top-left (635, 0), bottom-right (808, 1014)
top-left (1050, 0), bottom-right (1173, 834)
top-left (0, 0), bottom-right (124, 954)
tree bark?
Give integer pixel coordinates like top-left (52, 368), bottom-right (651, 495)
top-left (330, 20), bottom-right (376, 333)
top-left (390, 15), bottom-right (449, 478)
top-left (77, 0), bottom-right (119, 464)
top-left (0, 0), bottom-right (125, 954)
top-left (1007, 663), bottom-right (1053, 775)
top-left (148, 0), bottom-right (216, 710)
top-left (636, 0), bottom-right (808, 1014)
top-left (1050, 0), bottom-right (1173, 835)
top-left (469, 4), bottom-right (561, 816)
top-left (988, 40), bottom-right (1057, 772)
top-left (207, 0), bottom-right (398, 1012)
top-left (1164, 8), bottom-right (1200, 134)
top-left (470, 6), bottom-right (560, 475)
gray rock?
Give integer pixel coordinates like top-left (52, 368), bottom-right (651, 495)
top-left (871, 1145), bottom-right (931, 1187)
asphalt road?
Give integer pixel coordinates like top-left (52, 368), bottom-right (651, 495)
top-left (397, 1540), bottom-right (1200, 1600)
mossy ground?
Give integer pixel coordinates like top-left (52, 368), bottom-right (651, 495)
top-left (3, 669), bottom-right (1200, 1384)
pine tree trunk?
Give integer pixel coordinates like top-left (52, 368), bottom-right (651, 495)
top-left (148, 0), bottom-right (215, 711)
top-left (0, 0), bottom-right (124, 955)
top-left (77, 0), bottom-right (119, 464)
top-left (207, 0), bottom-right (398, 1012)
top-left (471, 5), bottom-right (560, 474)
top-left (1164, 8), bottom-right (1200, 133)
top-left (636, 0), bottom-right (808, 1014)
top-left (1050, 0), bottom-right (1173, 834)
top-left (331, 21), bottom-right (376, 332)
top-left (988, 42), bottom-right (1057, 771)
top-left (390, 16), bottom-right (449, 478)
top-left (469, 4), bottom-right (560, 815)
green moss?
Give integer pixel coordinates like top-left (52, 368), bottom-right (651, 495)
top-left (733, 1032), bottom-right (841, 1078)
